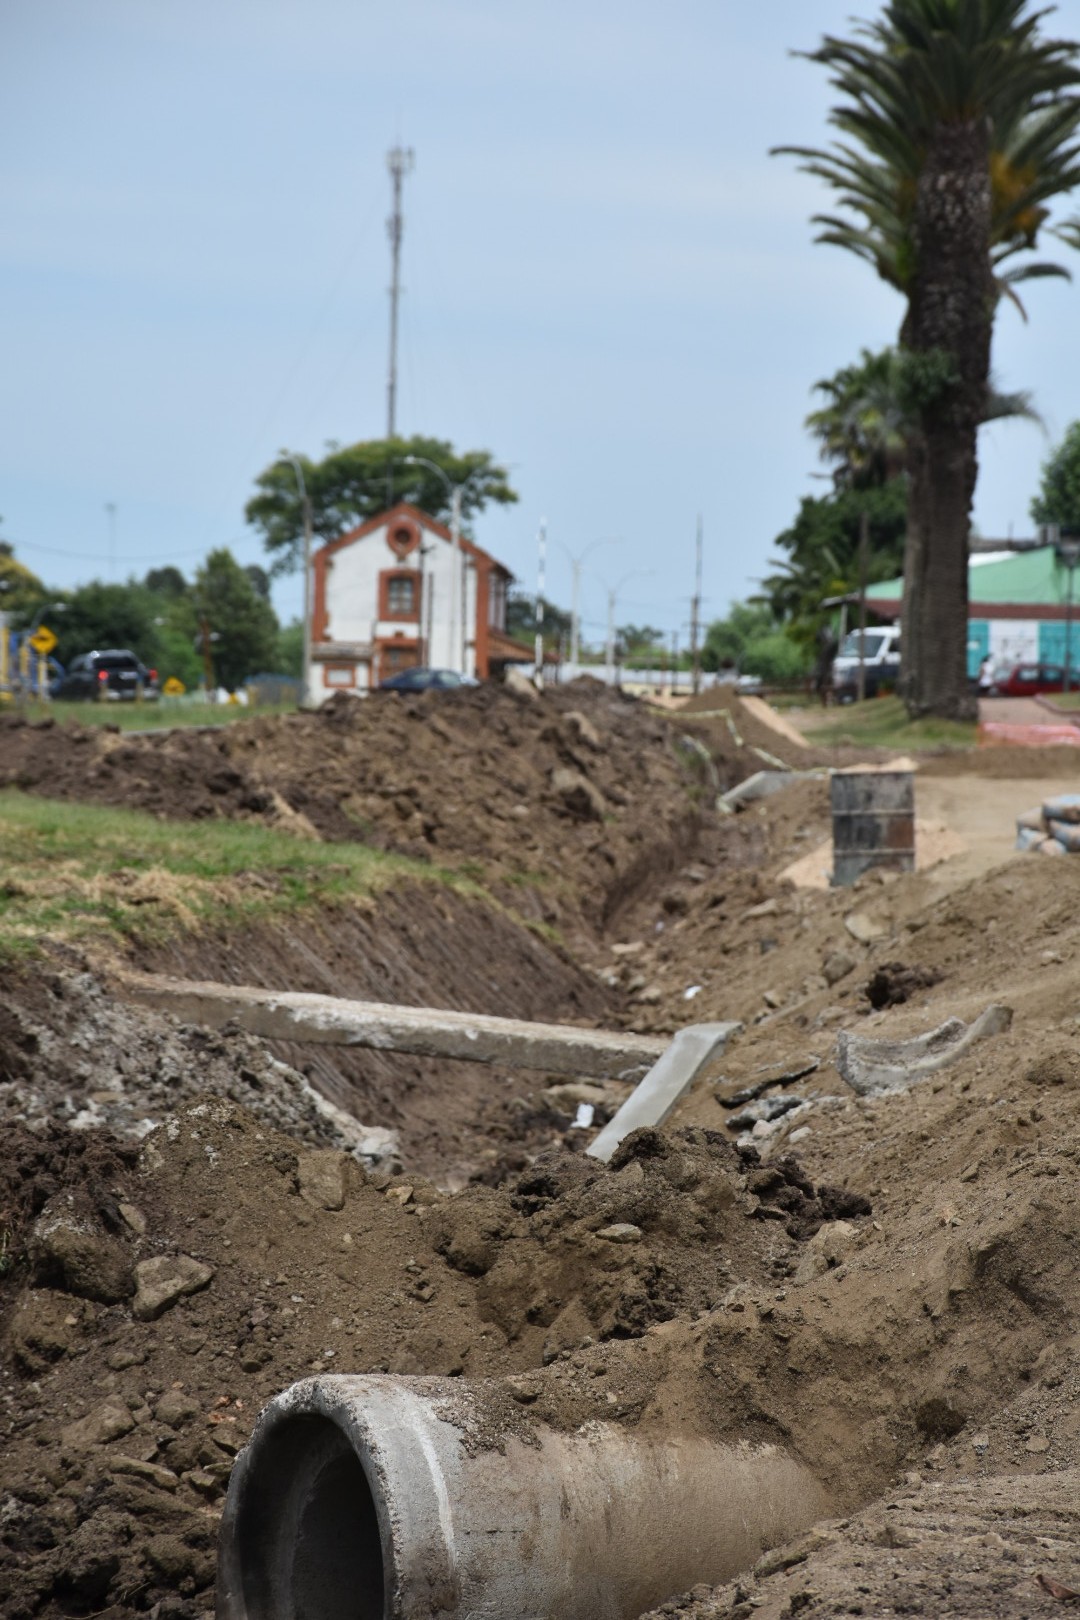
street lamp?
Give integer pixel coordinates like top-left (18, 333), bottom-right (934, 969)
top-left (279, 451), bottom-right (314, 708)
top-left (556, 537), bottom-right (618, 672)
top-left (600, 570), bottom-right (654, 685)
top-left (403, 457), bottom-right (478, 676)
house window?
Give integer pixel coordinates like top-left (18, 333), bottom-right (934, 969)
top-left (380, 569), bottom-right (421, 621)
top-left (387, 575), bottom-right (416, 615)
top-left (325, 664), bottom-right (356, 687)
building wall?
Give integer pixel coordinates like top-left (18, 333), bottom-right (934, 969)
top-left (312, 511), bottom-right (498, 700)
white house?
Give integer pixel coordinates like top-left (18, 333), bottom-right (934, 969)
top-left (309, 501), bottom-right (528, 699)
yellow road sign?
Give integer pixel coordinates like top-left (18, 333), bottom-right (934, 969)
top-left (162, 676), bottom-right (186, 695)
top-left (28, 626), bottom-right (58, 656)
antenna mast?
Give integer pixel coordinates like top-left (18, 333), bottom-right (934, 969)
top-left (385, 144), bottom-right (414, 440)
top-left (690, 513), bottom-right (703, 695)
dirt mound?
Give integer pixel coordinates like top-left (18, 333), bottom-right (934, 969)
top-left (0, 1097), bottom-right (860, 1620)
top-left (0, 683), bottom-right (710, 940)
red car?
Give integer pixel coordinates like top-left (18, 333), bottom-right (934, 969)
top-left (988, 661), bottom-right (1080, 697)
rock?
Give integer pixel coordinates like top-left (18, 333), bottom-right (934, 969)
top-left (823, 949), bottom-right (857, 986)
top-left (118, 1202), bottom-right (147, 1236)
top-left (762, 988), bottom-right (784, 1009)
top-left (610, 941), bottom-right (645, 958)
top-left (596, 1223), bottom-right (642, 1243)
top-left (844, 911), bottom-right (887, 944)
top-left (727, 1094), bottom-right (805, 1131)
top-left (793, 1249), bottom-right (830, 1286)
top-left (507, 1377), bottom-right (541, 1404)
top-left (563, 709), bottom-right (601, 749)
top-left (297, 1149), bottom-right (349, 1211)
top-left (1024, 1049), bottom-right (1080, 1088)
top-left (634, 985), bottom-right (663, 1005)
top-left (551, 766), bottom-right (606, 821)
top-left (30, 1199), bottom-right (133, 1303)
top-left (744, 898), bottom-right (779, 919)
top-left (109, 1455), bottom-right (179, 1491)
top-left (132, 1254), bottom-right (214, 1321)
top-left (154, 1388), bottom-right (201, 1428)
top-left (1025, 1435), bottom-right (1051, 1454)
top-left (504, 667), bottom-right (539, 701)
top-left (809, 1218), bottom-right (856, 1266)
top-left (384, 1184), bottom-right (414, 1205)
top-left (9, 1289), bottom-right (76, 1371)
top-left (970, 1433), bottom-right (990, 1451)
top-left (144, 1533), bottom-right (215, 1588)
top-left (62, 1396), bottom-right (137, 1449)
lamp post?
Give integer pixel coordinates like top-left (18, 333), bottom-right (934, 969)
top-left (601, 570), bottom-right (654, 686)
top-left (556, 538), bottom-right (617, 673)
top-left (279, 452), bottom-right (314, 707)
top-left (403, 456), bottom-right (476, 676)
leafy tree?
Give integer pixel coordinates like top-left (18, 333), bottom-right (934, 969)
top-left (505, 591), bottom-right (572, 646)
top-left (193, 548), bottom-right (279, 690)
top-left (144, 566), bottom-right (187, 598)
top-left (759, 481), bottom-right (909, 632)
top-left (1032, 421), bottom-right (1080, 531)
top-left (777, 1), bottom-right (1080, 718)
top-left (701, 601), bottom-right (775, 672)
top-left (617, 623), bottom-right (665, 652)
top-left (246, 436), bottom-right (519, 577)
top-left (48, 581), bottom-right (161, 668)
top-left (0, 535), bottom-right (47, 622)
top-left (739, 631), bottom-right (812, 685)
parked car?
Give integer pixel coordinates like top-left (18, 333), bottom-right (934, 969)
top-left (377, 667), bottom-right (478, 693)
top-left (987, 661), bottom-right (1080, 698)
top-left (832, 626), bottom-right (902, 702)
top-left (53, 649), bottom-right (160, 702)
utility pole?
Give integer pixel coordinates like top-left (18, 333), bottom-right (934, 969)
top-left (385, 144), bottom-right (414, 440)
top-left (535, 520), bottom-right (547, 687)
top-left (690, 512), bottom-right (703, 696)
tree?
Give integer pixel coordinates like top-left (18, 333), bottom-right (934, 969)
top-left (777, 1), bottom-right (1080, 717)
top-left (758, 481), bottom-right (909, 631)
top-left (193, 548), bottom-right (279, 690)
top-left (1032, 421), bottom-right (1080, 531)
top-left (702, 601), bottom-right (775, 671)
top-left (246, 436), bottom-right (519, 576)
top-left (617, 624), bottom-right (666, 652)
top-left (275, 619), bottom-right (304, 679)
top-left (49, 581), bottom-right (160, 668)
top-left (0, 535), bottom-right (47, 622)
top-left (144, 566), bottom-right (187, 598)
top-left (505, 591), bottom-right (572, 646)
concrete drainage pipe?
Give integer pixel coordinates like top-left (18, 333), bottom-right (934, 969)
top-left (217, 1373), bottom-right (829, 1620)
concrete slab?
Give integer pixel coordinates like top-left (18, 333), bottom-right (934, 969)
top-left (586, 1021), bottom-right (741, 1162)
top-left (115, 972), bottom-right (671, 1081)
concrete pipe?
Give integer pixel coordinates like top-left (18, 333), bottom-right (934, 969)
top-left (217, 1373), bottom-right (830, 1620)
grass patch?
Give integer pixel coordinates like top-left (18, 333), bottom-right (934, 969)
top-left (0, 790), bottom-right (443, 957)
top-left (1040, 691), bottom-right (1080, 713)
top-left (793, 695), bottom-right (977, 750)
top-left (3, 698), bottom-right (297, 731)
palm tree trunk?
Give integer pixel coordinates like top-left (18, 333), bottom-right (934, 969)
top-left (903, 120), bottom-right (995, 721)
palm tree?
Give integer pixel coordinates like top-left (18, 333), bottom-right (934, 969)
top-left (776, 1), bottom-right (1080, 717)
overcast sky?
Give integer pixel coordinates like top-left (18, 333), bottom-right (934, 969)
top-left (4, 0), bottom-right (1079, 646)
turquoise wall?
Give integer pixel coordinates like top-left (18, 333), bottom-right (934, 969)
top-left (967, 621), bottom-right (989, 678)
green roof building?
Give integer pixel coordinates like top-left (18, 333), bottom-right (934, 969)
top-left (864, 546), bottom-right (1080, 677)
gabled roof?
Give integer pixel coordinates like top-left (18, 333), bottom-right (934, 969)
top-left (313, 501), bottom-right (513, 578)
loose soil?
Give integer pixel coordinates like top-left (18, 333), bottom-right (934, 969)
top-left (3, 686), bottom-right (1080, 1617)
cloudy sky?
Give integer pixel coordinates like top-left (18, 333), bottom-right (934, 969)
top-left (4, 0), bottom-right (1078, 646)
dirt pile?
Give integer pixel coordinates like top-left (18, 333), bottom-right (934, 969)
top-left (0, 683), bottom-right (727, 938)
top-left (0, 1096), bottom-right (866, 1620)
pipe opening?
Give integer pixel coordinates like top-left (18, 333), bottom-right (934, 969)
top-left (231, 1414), bottom-right (385, 1620)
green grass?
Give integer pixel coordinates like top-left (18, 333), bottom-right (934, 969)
top-left (1041, 691), bottom-right (1080, 712)
top-left (794, 694), bottom-right (977, 750)
top-left (3, 698), bottom-right (298, 731)
top-left (0, 790), bottom-right (442, 958)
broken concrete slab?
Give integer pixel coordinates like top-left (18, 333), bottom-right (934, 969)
top-left (586, 1021), bottom-right (740, 1163)
top-left (297, 1150), bottom-right (349, 1211)
top-left (836, 1004), bottom-right (1013, 1096)
top-left (116, 972), bottom-right (671, 1082)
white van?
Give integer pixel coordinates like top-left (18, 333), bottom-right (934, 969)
top-left (832, 625), bottom-right (901, 702)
